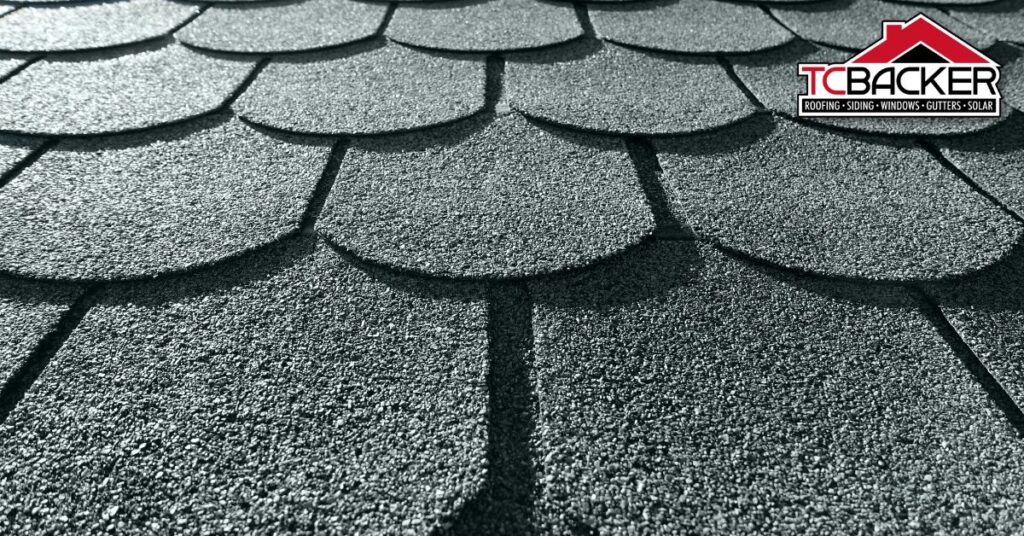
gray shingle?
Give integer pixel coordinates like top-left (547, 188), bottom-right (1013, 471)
top-left (0, 117), bottom-right (331, 281)
top-left (771, 0), bottom-right (993, 51)
top-left (0, 0), bottom-right (197, 53)
top-left (732, 42), bottom-right (1008, 136)
top-left (933, 253), bottom-right (1024, 411)
top-left (0, 281), bottom-right (82, 391)
top-left (387, 0), bottom-right (581, 52)
top-left (591, 0), bottom-right (793, 54)
top-left (951, 1), bottom-right (1024, 44)
top-left (530, 241), bottom-right (1024, 534)
top-left (506, 43), bottom-right (756, 135)
top-left (655, 116), bottom-right (1020, 280)
top-left (0, 239), bottom-right (488, 534)
top-left (318, 113), bottom-right (654, 279)
top-left (235, 44), bottom-right (485, 135)
top-left (0, 59), bottom-right (24, 79)
top-left (176, 0), bottom-right (387, 54)
top-left (938, 114), bottom-right (1024, 217)
top-left (0, 44), bottom-right (254, 136)
top-left (0, 138), bottom-right (37, 178)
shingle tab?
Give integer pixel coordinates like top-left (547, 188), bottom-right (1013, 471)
top-left (0, 44), bottom-right (254, 136)
top-left (951, 1), bottom-right (1024, 44)
top-left (0, 0), bottom-right (197, 53)
top-left (235, 44), bottom-right (485, 135)
top-left (0, 281), bottom-right (82, 391)
top-left (506, 44), bottom-right (756, 135)
top-left (318, 113), bottom-right (654, 279)
top-left (938, 114), bottom-right (1024, 217)
top-left (771, 0), bottom-right (993, 51)
top-left (530, 241), bottom-right (1024, 534)
top-left (0, 117), bottom-right (331, 281)
top-left (0, 240), bottom-right (489, 535)
top-left (176, 0), bottom-right (387, 54)
top-left (655, 116), bottom-right (1020, 280)
top-left (933, 253), bottom-right (1024, 410)
top-left (732, 42), bottom-right (1008, 136)
top-left (387, 0), bottom-right (581, 52)
top-left (591, 0), bottom-right (793, 55)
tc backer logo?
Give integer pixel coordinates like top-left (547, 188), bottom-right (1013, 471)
top-left (798, 14), bottom-right (1001, 118)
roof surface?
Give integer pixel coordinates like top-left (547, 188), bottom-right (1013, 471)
top-left (0, 0), bottom-right (1023, 534)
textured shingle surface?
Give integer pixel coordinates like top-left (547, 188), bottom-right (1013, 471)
top-left (657, 117), bottom-right (1020, 280)
top-left (388, 0), bottom-right (582, 52)
top-left (176, 0), bottom-right (387, 54)
top-left (0, 240), bottom-right (489, 534)
top-left (0, 44), bottom-right (254, 136)
top-left (318, 113), bottom-right (653, 279)
top-left (591, 0), bottom-right (793, 54)
top-left (1, 2), bottom-right (1023, 533)
top-left (772, 0), bottom-right (992, 51)
top-left (235, 44), bottom-right (485, 135)
top-left (0, 0), bottom-right (198, 53)
top-left (0, 117), bottom-right (331, 280)
top-left (532, 242), bottom-right (1024, 534)
top-left (506, 44), bottom-right (755, 135)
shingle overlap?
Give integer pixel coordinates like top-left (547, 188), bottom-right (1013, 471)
top-left (951, 1), bottom-right (1024, 44)
top-left (0, 281), bottom-right (82, 391)
top-left (235, 44), bottom-right (485, 135)
top-left (387, 0), bottom-right (582, 52)
top-left (0, 0), bottom-right (198, 53)
top-left (506, 43), bottom-right (756, 135)
top-left (0, 240), bottom-right (488, 534)
top-left (591, 0), bottom-right (793, 54)
top-left (531, 241), bottom-right (1024, 534)
top-left (656, 117), bottom-right (1020, 280)
top-left (771, 0), bottom-right (992, 51)
top-left (0, 117), bottom-right (331, 281)
top-left (176, 0), bottom-right (387, 54)
top-left (0, 44), bottom-right (254, 136)
top-left (318, 113), bottom-right (654, 279)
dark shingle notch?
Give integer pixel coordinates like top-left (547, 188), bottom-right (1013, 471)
top-left (710, 241), bottom-right (1024, 437)
top-left (918, 139), bottom-right (1024, 226)
top-left (0, 284), bottom-right (99, 426)
top-left (300, 138), bottom-right (348, 235)
top-left (915, 290), bottom-right (1024, 437)
top-left (624, 137), bottom-right (694, 240)
top-left (0, 137), bottom-right (56, 190)
top-left (716, 55), bottom-right (766, 110)
top-left (435, 284), bottom-right (538, 535)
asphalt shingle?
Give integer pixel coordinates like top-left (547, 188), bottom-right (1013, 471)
top-left (932, 252), bottom-right (1024, 409)
top-left (655, 116), bottom-right (1020, 280)
top-left (0, 0), bottom-right (198, 53)
top-left (0, 117), bottom-right (331, 281)
top-left (530, 241), bottom-right (1024, 534)
top-left (318, 113), bottom-right (654, 279)
top-left (0, 281), bottom-right (82, 391)
top-left (951, 1), bottom-right (1024, 44)
top-left (387, 0), bottom-right (581, 53)
top-left (235, 44), bottom-right (485, 135)
top-left (0, 138), bottom-right (38, 178)
top-left (590, 0), bottom-right (793, 55)
top-left (938, 113), bottom-right (1024, 217)
top-left (732, 42), bottom-right (1008, 136)
top-left (506, 43), bottom-right (756, 135)
top-left (0, 239), bottom-right (489, 534)
top-left (0, 44), bottom-right (254, 136)
top-left (176, 0), bottom-right (387, 54)
top-left (0, 59), bottom-right (24, 80)
top-left (771, 0), bottom-right (993, 51)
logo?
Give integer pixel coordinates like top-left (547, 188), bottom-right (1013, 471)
top-left (798, 14), bottom-right (1001, 118)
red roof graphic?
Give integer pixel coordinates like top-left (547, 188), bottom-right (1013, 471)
top-left (848, 14), bottom-right (993, 64)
